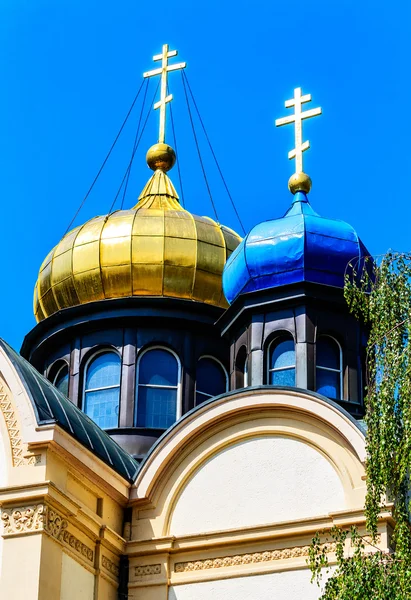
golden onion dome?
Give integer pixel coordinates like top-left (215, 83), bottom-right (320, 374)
top-left (34, 143), bottom-right (242, 322)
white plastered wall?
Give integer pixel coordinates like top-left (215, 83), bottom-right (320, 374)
top-left (170, 434), bottom-right (345, 535)
top-left (169, 569), bottom-right (327, 600)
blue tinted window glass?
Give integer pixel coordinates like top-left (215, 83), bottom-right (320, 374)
top-left (196, 358), bottom-right (227, 398)
top-left (195, 391), bottom-right (210, 406)
top-left (86, 353), bottom-right (121, 390)
top-left (270, 339), bottom-right (295, 370)
top-left (317, 338), bottom-right (340, 370)
top-left (270, 368), bottom-right (295, 386)
top-left (139, 349), bottom-right (178, 386)
top-left (55, 365), bottom-right (69, 396)
top-left (137, 386), bottom-right (177, 428)
top-left (84, 387), bottom-right (119, 429)
top-left (316, 368), bottom-right (340, 399)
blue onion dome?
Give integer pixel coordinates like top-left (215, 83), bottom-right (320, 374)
top-left (223, 190), bottom-right (370, 304)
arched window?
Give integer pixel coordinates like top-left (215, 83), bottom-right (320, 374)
top-left (83, 351), bottom-right (121, 429)
top-left (235, 346), bottom-right (248, 389)
top-left (268, 335), bottom-right (296, 386)
top-left (316, 335), bottom-right (342, 400)
top-left (135, 348), bottom-right (180, 429)
top-left (196, 357), bottom-right (228, 405)
top-left (53, 363), bottom-right (69, 396)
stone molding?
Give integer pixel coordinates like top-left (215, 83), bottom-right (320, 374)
top-left (174, 542), bottom-right (337, 573)
top-left (102, 555), bottom-right (120, 578)
top-left (135, 564), bottom-right (161, 577)
top-left (1, 503), bottom-right (94, 563)
top-left (0, 382), bottom-right (39, 467)
top-left (352, 534), bottom-right (381, 546)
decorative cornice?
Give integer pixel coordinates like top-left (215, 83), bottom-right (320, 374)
top-left (1, 503), bottom-right (46, 534)
top-left (135, 564), bottom-right (161, 577)
top-left (1, 503), bottom-right (94, 563)
top-left (0, 382), bottom-right (40, 467)
top-left (174, 542), bottom-right (337, 573)
top-left (102, 555), bottom-right (120, 578)
top-left (352, 534), bottom-right (381, 546)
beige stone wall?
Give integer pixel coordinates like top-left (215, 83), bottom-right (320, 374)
top-left (0, 361), bottom-right (130, 600)
top-left (61, 552), bottom-right (95, 600)
top-left (127, 388), bottom-right (391, 600)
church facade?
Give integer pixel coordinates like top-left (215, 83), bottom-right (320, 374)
top-left (0, 46), bottom-right (391, 599)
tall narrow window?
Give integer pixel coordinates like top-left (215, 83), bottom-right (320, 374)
top-left (136, 348), bottom-right (179, 429)
top-left (316, 335), bottom-right (342, 400)
top-left (268, 335), bottom-right (296, 386)
top-left (235, 346), bottom-right (248, 389)
top-left (53, 363), bottom-right (69, 396)
top-left (84, 351), bottom-right (121, 429)
top-left (196, 357), bottom-right (228, 405)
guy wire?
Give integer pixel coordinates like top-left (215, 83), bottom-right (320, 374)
top-left (169, 87), bottom-right (185, 208)
top-left (63, 78), bottom-right (146, 235)
top-left (108, 79), bottom-right (160, 214)
top-left (181, 71), bottom-right (219, 222)
top-left (121, 79), bottom-right (149, 209)
top-left (183, 71), bottom-right (246, 235)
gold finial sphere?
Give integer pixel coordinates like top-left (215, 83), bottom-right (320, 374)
top-left (288, 172), bottom-right (312, 195)
top-left (146, 143), bottom-right (176, 172)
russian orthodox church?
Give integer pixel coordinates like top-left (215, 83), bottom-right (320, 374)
top-left (0, 46), bottom-right (389, 600)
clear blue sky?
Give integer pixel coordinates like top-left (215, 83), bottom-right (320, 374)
top-left (1, 0), bottom-right (409, 350)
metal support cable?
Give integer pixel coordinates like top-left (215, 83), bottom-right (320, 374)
top-left (63, 78), bottom-right (146, 235)
top-left (181, 71), bottom-right (219, 222)
top-left (183, 71), bottom-right (246, 235)
top-left (169, 90), bottom-right (185, 208)
top-left (121, 79), bottom-right (149, 209)
top-left (109, 80), bottom-right (160, 214)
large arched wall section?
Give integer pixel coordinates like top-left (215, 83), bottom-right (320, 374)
top-left (168, 433), bottom-right (345, 535)
top-left (132, 388), bottom-right (366, 540)
top-left (0, 348), bottom-right (53, 582)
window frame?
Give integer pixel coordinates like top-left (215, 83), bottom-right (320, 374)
top-left (315, 334), bottom-right (343, 399)
top-left (235, 346), bottom-right (249, 389)
top-left (134, 345), bottom-right (182, 428)
top-left (51, 361), bottom-right (70, 395)
top-left (82, 348), bottom-right (122, 429)
top-left (195, 355), bottom-right (229, 404)
top-left (266, 333), bottom-right (296, 386)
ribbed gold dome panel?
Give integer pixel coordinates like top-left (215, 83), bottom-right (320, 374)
top-left (34, 169), bottom-right (241, 322)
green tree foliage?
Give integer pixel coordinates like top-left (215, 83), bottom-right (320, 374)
top-left (309, 527), bottom-right (411, 599)
top-left (308, 252), bottom-right (411, 598)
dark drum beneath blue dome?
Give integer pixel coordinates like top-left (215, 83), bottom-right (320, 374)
top-left (222, 191), bottom-right (370, 304)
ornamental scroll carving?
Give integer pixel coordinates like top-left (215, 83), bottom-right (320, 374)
top-left (1, 503), bottom-right (94, 563)
top-left (1, 503), bottom-right (46, 534)
top-left (174, 542), bottom-right (337, 573)
top-left (135, 564), bottom-right (161, 577)
top-left (0, 382), bottom-right (40, 467)
top-left (102, 555), bottom-right (120, 578)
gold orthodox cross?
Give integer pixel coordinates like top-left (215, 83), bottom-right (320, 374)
top-left (144, 44), bottom-right (186, 144)
top-left (275, 87), bottom-right (322, 174)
